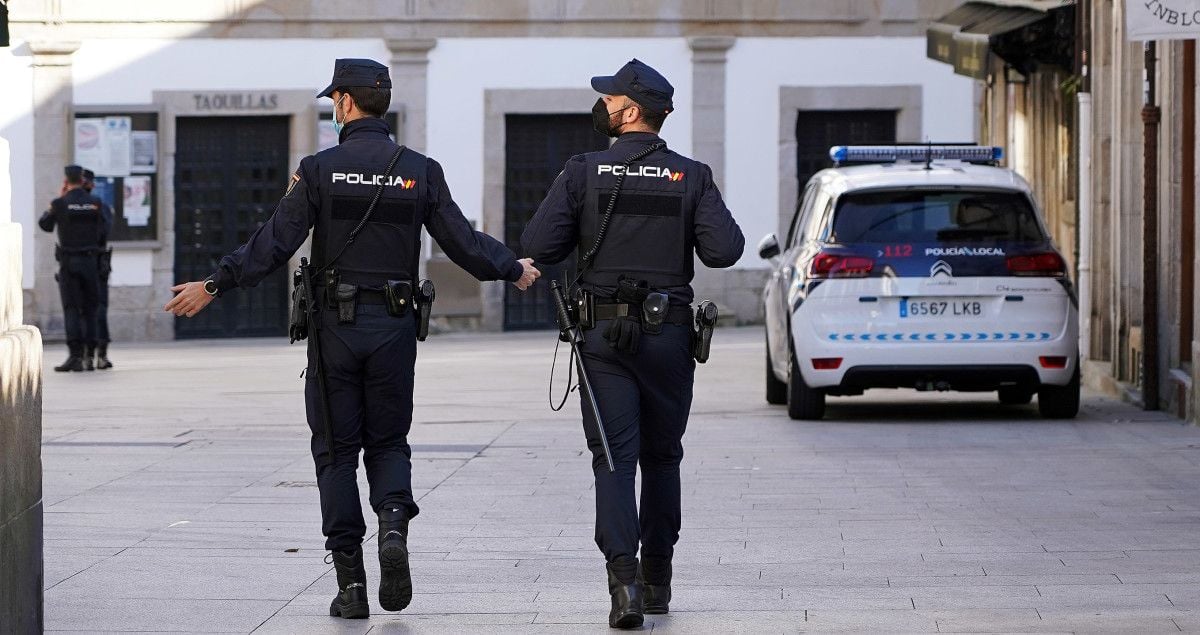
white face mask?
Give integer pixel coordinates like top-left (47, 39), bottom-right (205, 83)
top-left (332, 94), bottom-right (347, 135)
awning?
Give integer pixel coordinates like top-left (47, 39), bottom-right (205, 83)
top-left (927, 1), bottom-right (1075, 80)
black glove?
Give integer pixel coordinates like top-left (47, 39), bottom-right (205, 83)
top-left (603, 317), bottom-right (641, 354)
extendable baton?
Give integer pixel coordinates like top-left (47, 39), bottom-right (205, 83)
top-left (550, 280), bottom-right (615, 473)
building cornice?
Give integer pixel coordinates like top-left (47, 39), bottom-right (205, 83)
top-left (11, 0), bottom-right (965, 40)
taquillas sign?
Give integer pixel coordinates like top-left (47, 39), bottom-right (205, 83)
top-left (1127, 0), bottom-right (1200, 40)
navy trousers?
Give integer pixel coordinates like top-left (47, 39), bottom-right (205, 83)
top-left (578, 321), bottom-right (695, 563)
top-left (97, 269), bottom-right (110, 344)
top-left (57, 254), bottom-right (99, 353)
top-left (305, 304), bottom-right (420, 552)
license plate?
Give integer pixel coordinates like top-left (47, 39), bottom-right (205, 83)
top-left (899, 298), bottom-right (984, 318)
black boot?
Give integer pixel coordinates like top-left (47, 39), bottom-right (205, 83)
top-left (639, 557), bottom-right (672, 615)
top-left (95, 343), bottom-right (113, 370)
top-left (83, 345), bottom-right (95, 371)
top-left (607, 556), bottom-right (644, 629)
top-left (54, 344), bottom-right (84, 372)
top-left (377, 506), bottom-right (412, 612)
top-left (328, 548), bottom-right (369, 619)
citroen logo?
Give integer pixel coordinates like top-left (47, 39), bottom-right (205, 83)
top-left (930, 260), bottom-right (954, 278)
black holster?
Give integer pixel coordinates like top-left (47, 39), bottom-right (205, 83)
top-left (54, 244), bottom-right (62, 263)
top-left (693, 300), bottom-right (718, 364)
top-left (289, 265), bottom-right (311, 343)
top-left (415, 279), bottom-right (435, 342)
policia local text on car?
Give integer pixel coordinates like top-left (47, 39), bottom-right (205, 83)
top-left (521, 58), bottom-right (744, 630)
top-left (164, 58), bottom-right (540, 620)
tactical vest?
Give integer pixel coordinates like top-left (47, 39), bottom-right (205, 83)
top-left (579, 146), bottom-right (697, 289)
top-left (311, 143), bottom-right (427, 288)
top-left (56, 191), bottom-right (104, 252)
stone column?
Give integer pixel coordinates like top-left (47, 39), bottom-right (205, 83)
top-left (28, 41), bottom-right (80, 341)
top-left (386, 38), bottom-right (437, 153)
top-left (0, 135), bottom-right (45, 631)
top-left (689, 37), bottom-right (735, 190)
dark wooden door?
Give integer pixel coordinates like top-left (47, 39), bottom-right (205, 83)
top-left (503, 114), bottom-right (608, 330)
top-left (174, 116), bottom-right (290, 339)
top-left (795, 110), bottom-right (897, 193)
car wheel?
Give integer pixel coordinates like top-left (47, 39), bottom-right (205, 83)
top-left (1037, 363), bottom-right (1080, 419)
top-left (787, 349), bottom-right (826, 420)
top-left (998, 387), bottom-right (1034, 405)
top-left (765, 335), bottom-right (788, 405)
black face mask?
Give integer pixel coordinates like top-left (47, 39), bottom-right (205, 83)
top-left (592, 98), bottom-right (631, 138)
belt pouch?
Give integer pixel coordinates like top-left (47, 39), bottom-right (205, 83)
top-left (641, 292), bottom-right (669, 334)
top-left (575, 288), bottom-right (595, 330)
top-left (384, 280), bottom-right (413, 317)
top-left (325, 269), bottom-right (340, 309)
top-left (335, 283), bottom-right (357, 324)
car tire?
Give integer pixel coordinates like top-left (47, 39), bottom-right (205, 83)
top-left (1037, 363), bottom-right (1080, 419)
top-left (998, 387), bottom-right (1034, 405)
top-left (766, 336), bottom-right (788, 405)
top-left (787, 350), bottom-right (826, 420)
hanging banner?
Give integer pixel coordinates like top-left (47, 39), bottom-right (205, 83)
top-left (1127, 0), bottom-right (1200, 41)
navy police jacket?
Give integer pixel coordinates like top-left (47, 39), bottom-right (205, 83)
top-left (209, 117), bottom-right (523, 294)
top-left (521, 132), bottom-right (744, 305)
top-left (39, 188), bottom-right (107, 253)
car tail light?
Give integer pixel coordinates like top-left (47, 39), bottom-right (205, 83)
top-left (810, 252), bottom-right (874, 278)
top-left (1039, 356), bottom-right (1068, 369)
top-left (1007, 252), bottom-right (1066, 277)
top-left (811, 357), bottom-right (843, 370)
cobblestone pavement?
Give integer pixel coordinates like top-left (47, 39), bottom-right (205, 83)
top-left (39, 327), bottom-right (1200, 633)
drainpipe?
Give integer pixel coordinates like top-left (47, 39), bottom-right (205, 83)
top-left (1077, 0), bottom-right (1093, 363)
top-left (1142, 41), bottom-right (1161, 411)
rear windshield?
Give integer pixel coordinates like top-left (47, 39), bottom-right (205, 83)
top-left (830, 189), bottom-right (1045, 244)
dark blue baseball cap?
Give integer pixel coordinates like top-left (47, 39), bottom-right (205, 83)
top-left (316, 58), bottom-right (392, 99)
top-left (81, 168), bottom-right (96, 183)
top-left (590, 59), bottom-right (674, 114)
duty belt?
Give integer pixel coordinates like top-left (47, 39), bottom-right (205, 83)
top-left (593, 301), bottom-right (692, 325)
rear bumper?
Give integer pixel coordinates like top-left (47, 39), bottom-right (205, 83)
top-left (837, 364), bottom-right (1041, 392)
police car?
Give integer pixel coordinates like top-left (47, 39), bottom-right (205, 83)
top-left (759, 145), bottom-right (1079, 420)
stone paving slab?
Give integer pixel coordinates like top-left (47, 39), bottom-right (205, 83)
top-left (39, 328), bottom-right (1200, 632)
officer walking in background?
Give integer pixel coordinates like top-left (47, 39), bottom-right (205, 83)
top-left (163, 59), bottom-right (540, 619)
top-left (521, 59), bottom-right (744, 629)
top-left (39, 164), bottom-right (108, 372)
top-left (82, 168), bottom-right (115, 369)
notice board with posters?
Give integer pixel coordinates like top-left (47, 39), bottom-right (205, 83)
top-left (72, 111), bottom-right (159, 242)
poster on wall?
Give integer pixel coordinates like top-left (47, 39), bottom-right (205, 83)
top-left (1126, 0), bottom-right (1200, 40)
top-left (91, 177), bottom-right (117, 210)
top-left (73, 118), bottom-right (105, 172)
top-left (131, 131), bottom-right (157, 173)
top-left (74, 116), bottom-right (133, 177)
top-left (123, 175), bottom-right (152, 227)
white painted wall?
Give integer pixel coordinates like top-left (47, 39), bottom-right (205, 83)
top-left (725, 37), bottom-right (977, 268)
top-left (72, 38), bottom-right (390, 105)
top-left (426, 38), bottom-right (694, 230)
top-left (0, 43), bottom-right (37, 288)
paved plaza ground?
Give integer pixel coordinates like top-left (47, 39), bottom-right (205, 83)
top-left (39, 327), bottom-right (1200, 633)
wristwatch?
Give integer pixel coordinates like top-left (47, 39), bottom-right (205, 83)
top-left (203, 278), bottom-right (219, 297)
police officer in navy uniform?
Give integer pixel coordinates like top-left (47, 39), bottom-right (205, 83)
top-left (521, 59), bottom-right (744, 629)
top-left (82, 168), bottom-right (115, 369)
top-left (164, 59), bottom-right (541, 619)
top-left (40, 164), bottom-right (108, 372)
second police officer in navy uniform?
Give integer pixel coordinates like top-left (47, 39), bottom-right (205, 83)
top-left (521, 59), bottom-right (744, 629)
top-left (164, 59), bottom-right (540, 619)
top-left (82, 168), bottom-right (115, 369)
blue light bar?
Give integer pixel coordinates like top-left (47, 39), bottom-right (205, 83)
top-left (829, 145), bottom-right (1004, 165)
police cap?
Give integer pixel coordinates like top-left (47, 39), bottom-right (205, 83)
top-left (590, 59), bottom-right (674, 114)
top-left (316, 58), bottom-right (392, 99)
top-left (64, 164), bottom-right (84, 182)
top-left (81, 168), bottom-right (96, 184)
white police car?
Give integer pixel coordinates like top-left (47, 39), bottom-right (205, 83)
top-left (760, 145), bottom-right (1079, 420)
